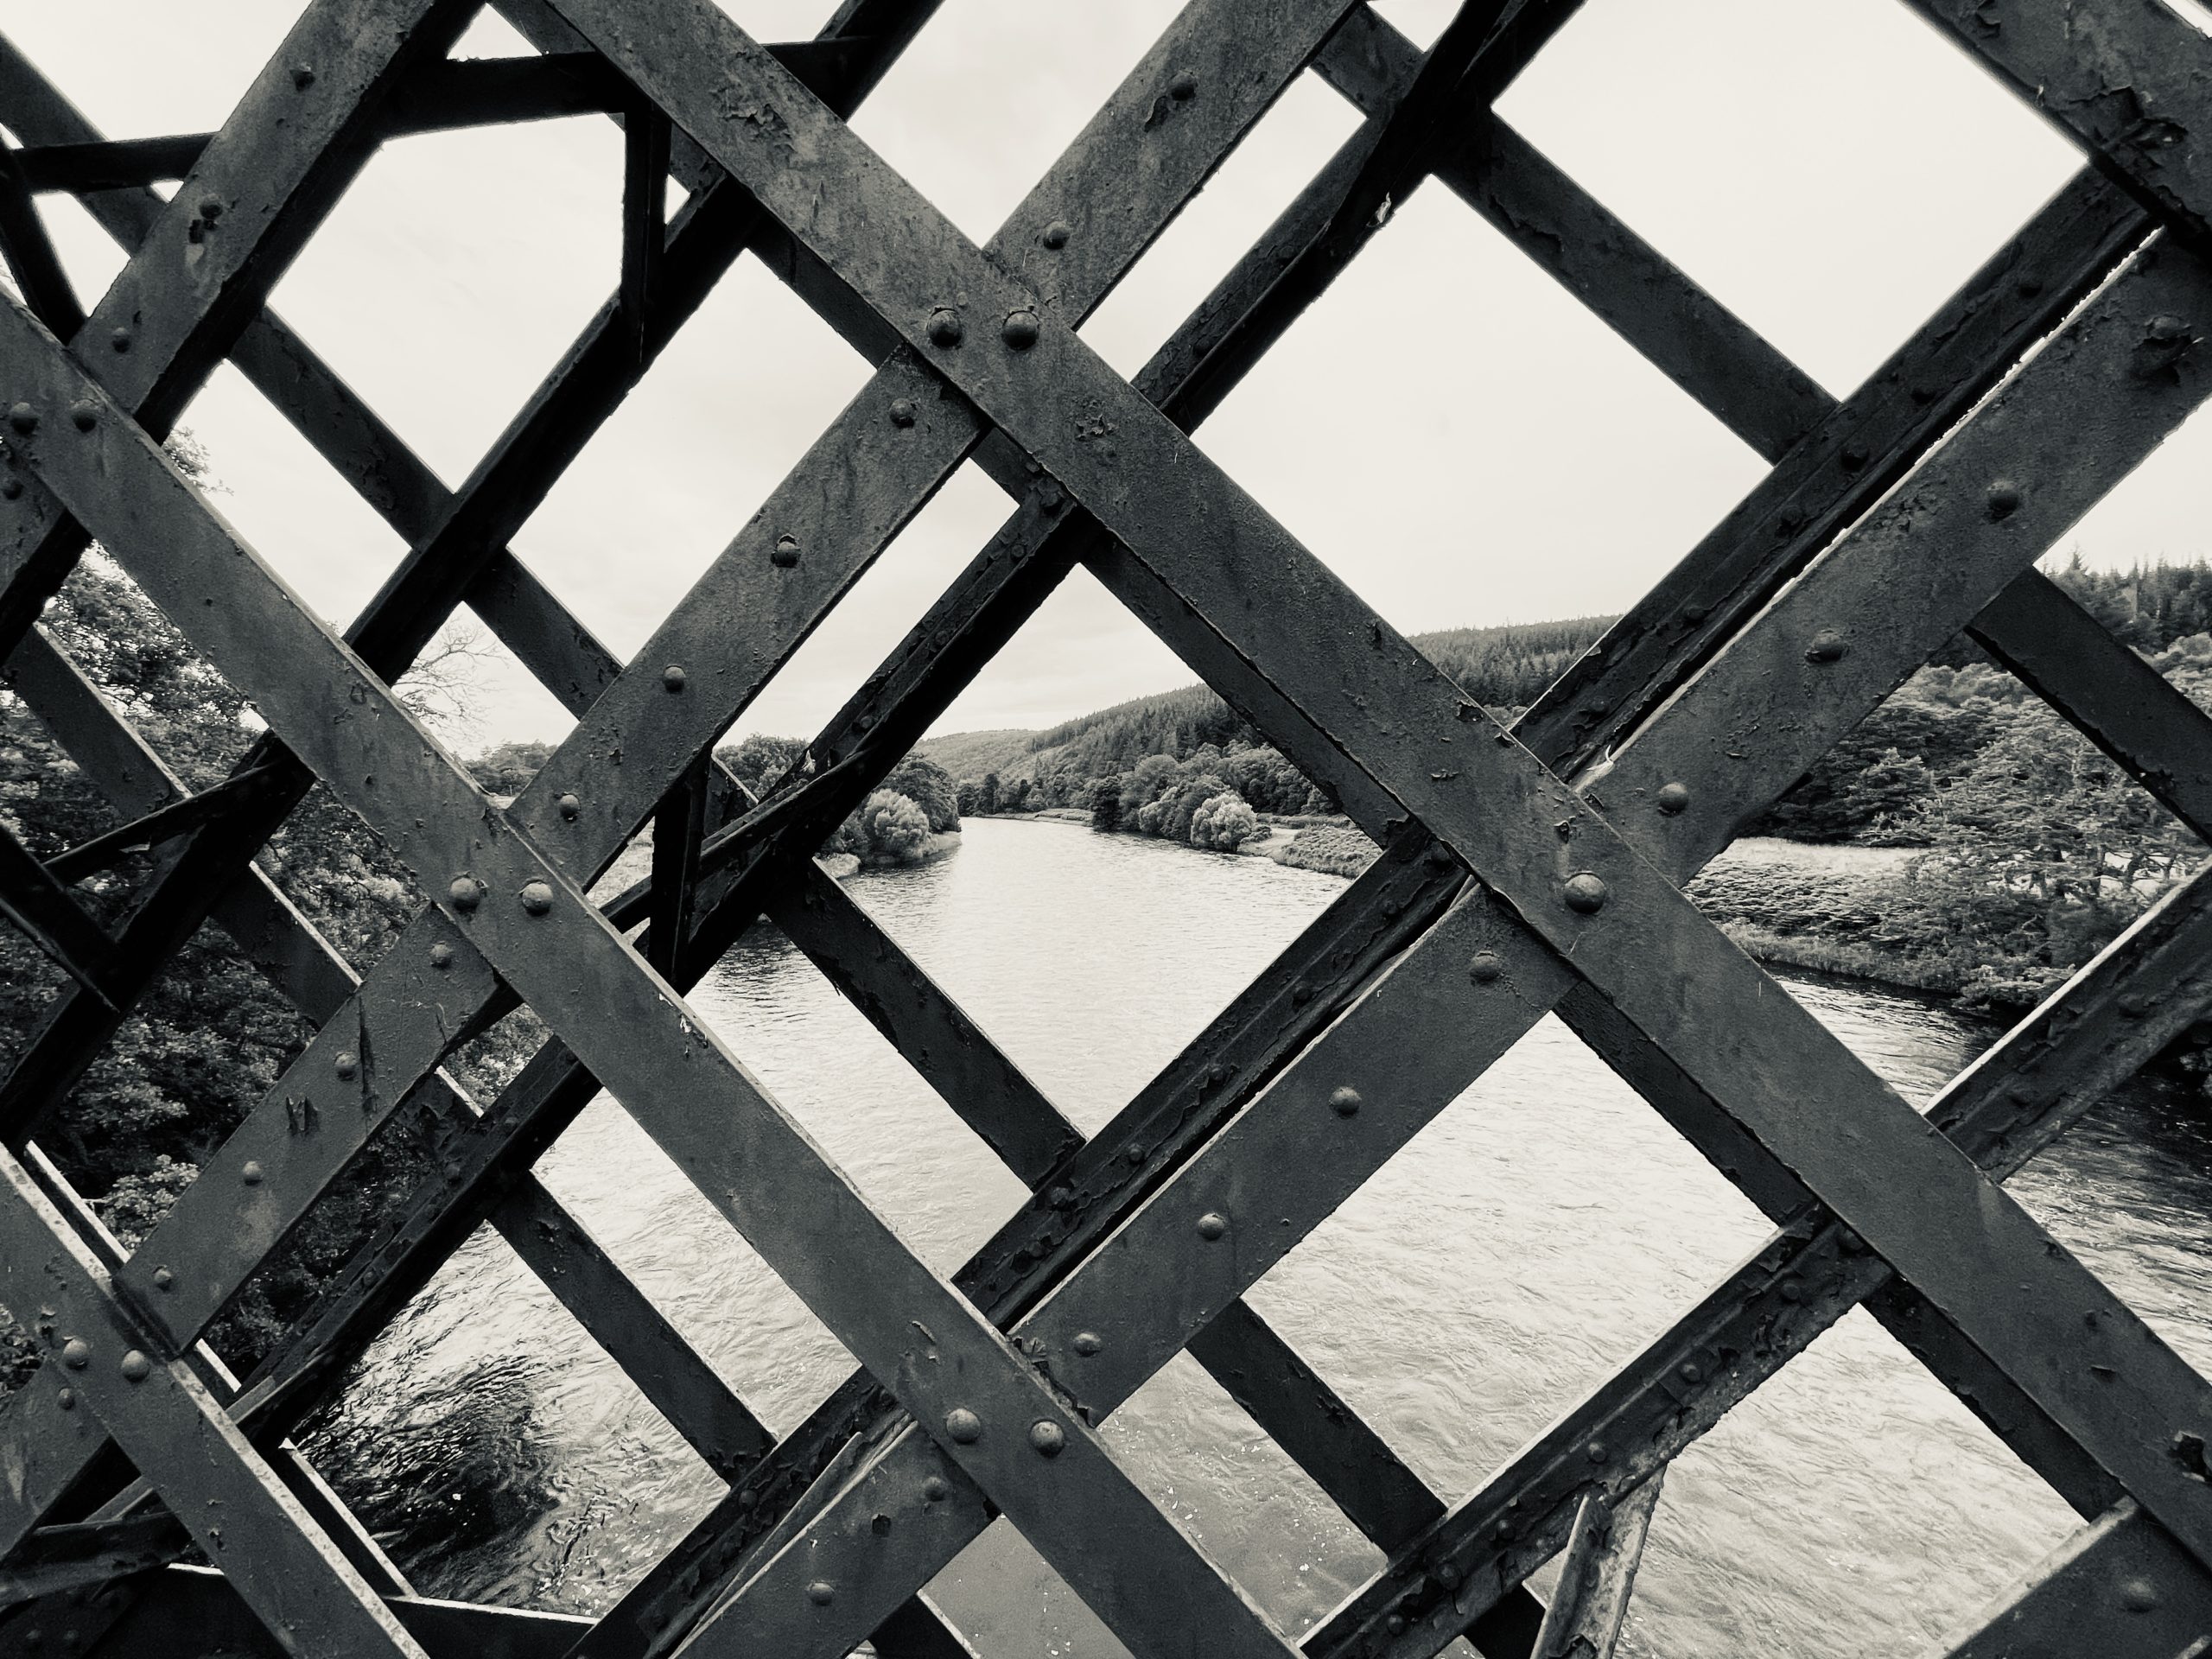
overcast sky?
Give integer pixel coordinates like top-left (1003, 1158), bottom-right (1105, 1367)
top-left (6, 0), bottom-right (2208, 750)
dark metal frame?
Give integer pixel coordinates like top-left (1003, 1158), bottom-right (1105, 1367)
top-left (2, 1), bottom-right (2211, 1653)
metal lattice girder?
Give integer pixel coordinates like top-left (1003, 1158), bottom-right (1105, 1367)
top-left (6, 3), bottom-right (2212, 1656)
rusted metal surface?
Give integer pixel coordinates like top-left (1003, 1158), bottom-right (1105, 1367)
top-left (2, 3), bottom-right (2212, 1656)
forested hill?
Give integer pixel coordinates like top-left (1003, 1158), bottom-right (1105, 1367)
top-left (918, 614), bottom-right (1618, 783)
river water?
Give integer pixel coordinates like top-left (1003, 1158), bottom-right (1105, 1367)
top-left (304, 817), bottom-right (2212, 1656)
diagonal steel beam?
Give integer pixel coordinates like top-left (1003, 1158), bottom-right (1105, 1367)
top-left (1935, 1499), bottom-right (2212, 1659)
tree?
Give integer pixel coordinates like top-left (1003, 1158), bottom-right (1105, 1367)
top-left (1090, 778), bottom-right (1122, 832)
top-left (1189, 792), bottom-right (1258, 850)
top-left (980, 772), bottom-right (1001, 814)
top-left (856, 790), bottom-right (931, 862)
top-left (883, 755), bottom-right (961, 832)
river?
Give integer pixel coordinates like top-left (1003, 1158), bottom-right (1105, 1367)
top-left (303, 817), bottom-right (2212, 1656)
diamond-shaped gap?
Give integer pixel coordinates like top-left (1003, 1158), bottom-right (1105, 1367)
top-left (1495, 0), bottom-right (2082, 398)
top-left (842, 0), bottom-right (1185, 247)
top-left (503, 245), bottom-right (873, 682)
top-left (1243, 1006), bottom-right (1775, 1504)
top-left (296, 1217), bottom-right (727, 1614)
top-left (1191, 181), bottom-right (1766, 653)
top-left (1625, 1306), bottom-right (2078, 1657)
top-left (259, 81), bottom-right (623, 492)
top-left (1077, 68), bottom-right (1363, 380)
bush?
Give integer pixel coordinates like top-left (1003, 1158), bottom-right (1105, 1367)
top-left (855, 790), bottom-right (931, 863)
top-left (1090, 778), bottom-right (1122, 831)
top-left (1189, 793), bottom-right (1258, 850)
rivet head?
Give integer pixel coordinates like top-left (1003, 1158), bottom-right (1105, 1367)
top-left (806, 1580), bottom-right (836, 1606)
top-left (1, 478), bottom-right (21, 499)
top-left (871, 1511), bottom-right (893, 1535)
top-left (1803, 629), bottom-right (1849, 664)
top-left (60, 1338), bottom-right (90, 1370)
top-left (1028, 1420), bottom-right (1066, 1458)
top-left (1838, 1228), bottom-right (1866, 1254)
top-left (926, 308), bottom-right (963, 347)
top-left (153, 1267), bottom-right (174, 1289)
top-left (1678, 1362), bottom-right (1703, 1384)
top-left (448, 876), bottom-right (481, 912)
top-left (1839, 443), bottom-right (1869, 472)
top-left (1001, 308), bottom-right (1040, 351)
top-left (68, 400), bottom-right (97, 431)
top-left (8, 402), bottom-right (37, 435)
top-left (1386, 1615), bottom-right (1406, 1635)
top-left (1041, 220), bottom-right (1071, 249)
top-left (334, 1052), bottom-right (358, 1080)
top-left (1433, 1562), bottom-right (1459, 1588)
top-left (1986, 480), bottom-right (2022, 520)
top-left (556, 793), bottom-right (581, 821)
top-left (1586, 1440), bottom-right (1608, 1464)
top-left (240, 1160), bottom-right (264, 1185)
top-left (1168, 70), bottom-right (1198, 99)
top-left (1125, 1144), bottom-right (1146, 1166)
top-left (197, 194), bottom-right (223, 220)
top-left (1656, 782), bottom-right (1691, 815)
top-left (771, 534), bottom-right (801, 569)
top-left (110, 327), bottom-right (131, 353)
top-left (118, 1350), bottom-right (151, 1382)
top-left (290, 63), bottom-right (316, 88)
top-left (889, 397), bottom-right (916, 426)
top-left (1468, 950), bottom-right (1503, 983)
top-left (56, 1387), bottom-right (75, 1410)
top-left (662, 664), bottom-right (686, 693)
top-left (1562, 872), bottom-right (1609, 915)
top-left (429, 942), bottom-right (454, 969)
top-left (1047, 1184), bottom-right (1074, 1211)
top-left (1329, 1086), bottom-right (1361, 1117)
top-left (1072, 1331), bottom-right (1103, 1356)
top-left (944, 1407), bottom-right (983, 1444)
top-left (2118, 1575), bottom-right (2160, 1612)
top-left (923, 1474), bottom-right (950, 1502)
top-left (1196, 1211), bottom-right (1228, 1241)
top-left (519, 880), bottom-right (555, 916)
top-left (1778, 1279), bottom-right (1802, 1303)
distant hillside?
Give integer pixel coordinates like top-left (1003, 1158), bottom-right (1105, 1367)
top-left (917, 615), bottom-right (1618, 785)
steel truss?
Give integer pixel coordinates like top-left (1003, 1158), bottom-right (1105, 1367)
top-left (1, 1), bottom-right (2211, 1654)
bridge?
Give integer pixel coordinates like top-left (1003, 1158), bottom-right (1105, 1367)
top-left (1, 1), bottom-right (2210, 1655)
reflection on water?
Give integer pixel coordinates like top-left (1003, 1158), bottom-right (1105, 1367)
top-left (302, 819), bottom-right (2212, 1655)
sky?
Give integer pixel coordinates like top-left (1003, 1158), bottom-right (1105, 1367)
top-left (3, 0), bottom-right (2208, 751)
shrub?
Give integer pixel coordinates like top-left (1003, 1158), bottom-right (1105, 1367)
top-left (1189, 793), bottom-right (1258, 850)
top-left (857, 790), bottom-right (931, 862)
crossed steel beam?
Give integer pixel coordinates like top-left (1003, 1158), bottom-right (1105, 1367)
top-left (5, 1), bottom-right (2212, 1656)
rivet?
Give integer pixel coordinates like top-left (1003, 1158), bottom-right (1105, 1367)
top-left (1427, 842), bottom-right (1457, 871)
top-left (519, 880), bottom-right (555, 916)
top-left (118, 1350), bottom-right (151, 1382)
top-left (1840, 444), bottom-right (1868, 472)
top-left (55, 1388), bottom-right (74, 1410)
top-left (291, 64), bottom-right (316, 88)
top-left (334, 1052), bottom-right (358, 1080)
top-left (1656, 782), bottom-right (1690, 816)
top-left (241, 1160), bottom-right (264, 1185)
top-left (1385, 1616), bottom-right (1406, 1635)
top-left (1196, 1211), bottom-right (1228, 1241)
top-left (9, 403), bottom-right (36, 435)
top-left (806, 1580), bottom-right (836, 1606)
top-left (1678, 1362), bottom-right (1702, 1384)
top-left (1125, 1144), bottom-right (1146, 1166)
top-left (889, 397), bottom-right (916, 426)
top-left (197, 194), bottom-right (223, 220)
top-left (2, 478), bottom-right (21, 499)
top-left (1778, 1279), bottom-right (1802, 1303)
top-left (1291, 982), bottom-right (1313, 1006)
top-left (2119, 992), bottom-right (2153, 1019)
top-left (662, 664), bottom-right (687, 693)
top-left (1329, 1086), bottom-right (1361, 1118)
top-left (1028, 1420), bottom-right (1065, 1457)
top-left (1168, 70), bottom-right (1198, 99)
top-left (153, 1267), bottom-right (174, 1290)
top-left (1586, 1440), bottom-right (1608, 1464)
top-left (1001, 308), bottom-right (1040, 351)
top-left (2118, 1575), bottom-right (2160, 1612)
top-left (871, 1512), bottom-right (892, 1535)
top-left (944, 1407), bottom-right (983, 1444)
top-left (1433, 1562), bottom-right (1459, 1588)
top-left (1803, 629), bottom-right (1849, 664)
top-left (557, 793), bottom-right (581, 821)
top-left (1047, 1185), bottom-right (1074, 1211)
top-left (429, 942), bottom-right (454, 969)
top-left (927, 308), bottom-right (963, 347)
top-left (2015, 273), bottom-right (2043, 298)
top-left (771, 533), bottom-right (801, 569)
top-left (110, 327), bottom-right (131, 353)
top-left (448, 877), bottom-right (481, 912)
top-left (1986, 480), bottom-right (2022, 520)
top-left (1838, 1228), bottom-right (1866, 1254)
top-left (1072, 1331), bottom-right (1103, 1356)
top-left (1041, 219), bottom-right (1071, 249)
top-left (1468, 950), bottom-right (1503, 983)
top-left (923, 1474), bottom-right (950, 1502)
top-left (68, 400), bottom-right (97, 431)
top-left (1562, 872), bottom-right (1609, 915)
top-left (60, 1338), bottom-right (90, 1370)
